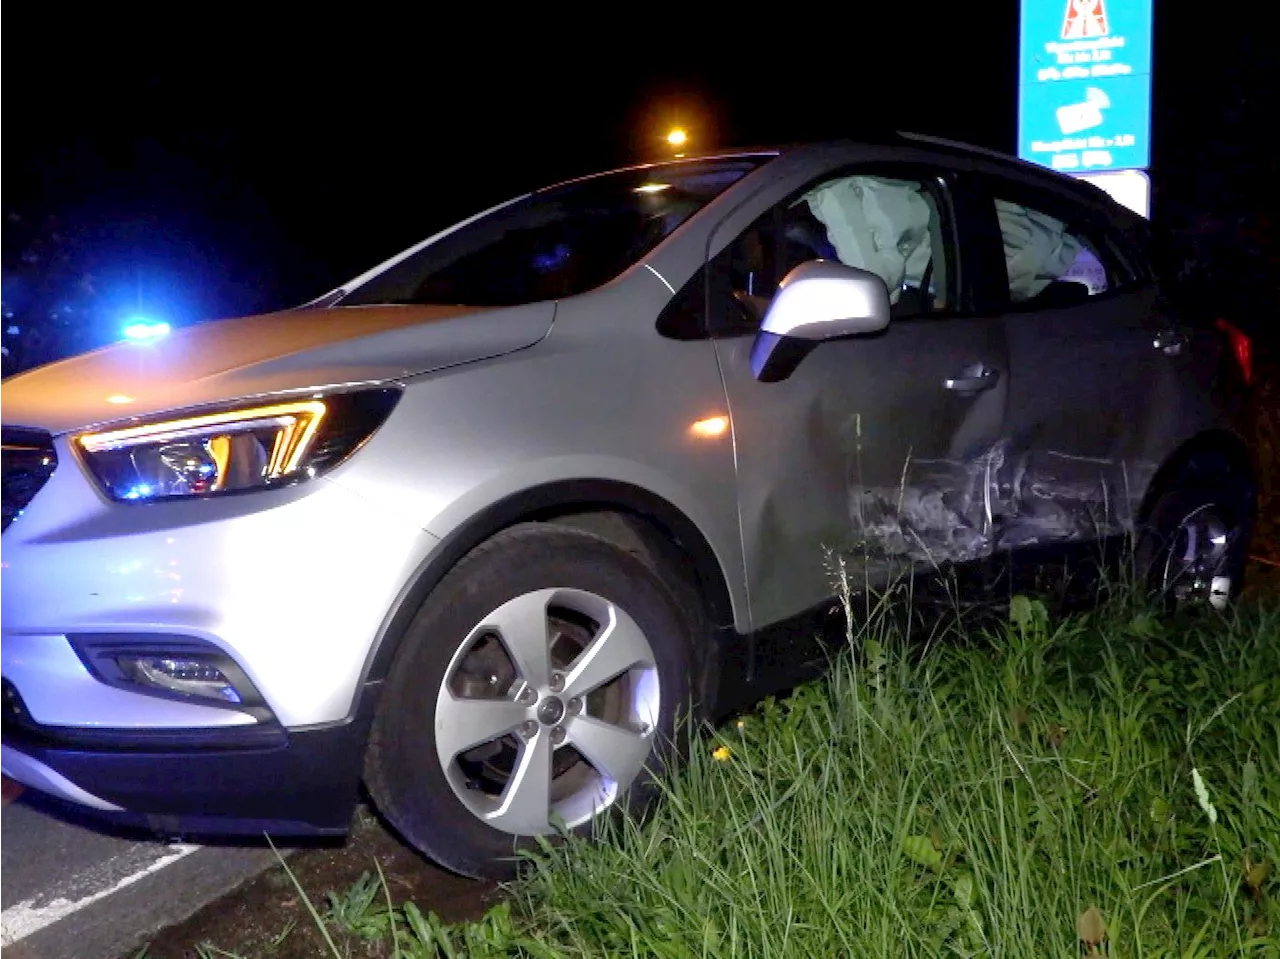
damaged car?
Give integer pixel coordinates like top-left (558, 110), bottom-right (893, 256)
top-left (0, 135), bottom-right (1256, 877)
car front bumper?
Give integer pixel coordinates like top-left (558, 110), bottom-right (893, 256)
top-left (0, 690), bottom-right (377, 835)
top-left (1, 433), bottom-right (437, 828)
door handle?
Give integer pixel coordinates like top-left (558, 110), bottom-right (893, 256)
top-left (944, 365), bottom-right (1000, 394)
top-left (1153, 330), bottom-right (1188, 356)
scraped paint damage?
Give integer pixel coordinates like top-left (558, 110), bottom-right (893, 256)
top-left (849, 440), bottom-right (1153, 564)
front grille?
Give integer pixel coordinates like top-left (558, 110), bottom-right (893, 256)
top-left (2, 427), bottom-right (58, 532)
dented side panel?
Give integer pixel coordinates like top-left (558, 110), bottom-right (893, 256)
top-left (721, 278), bottom-right (1208, 632)
top-left (850, 442), bottom-right (1145, 565)
top-left (1000, 285), bottom-right (1170, 538)
top-left (851, 286), bottom-right (1181, 571)
top-left (715, 313), bottom-right (1010, 628)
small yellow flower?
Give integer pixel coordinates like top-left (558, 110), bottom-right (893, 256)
top-left (735, 719), bottom-right (746, 731)
top-left (712, 745), bottom-right (731, 761)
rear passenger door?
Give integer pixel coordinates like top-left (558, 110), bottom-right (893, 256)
top-left (962, 174), bottom-right (1167, 549)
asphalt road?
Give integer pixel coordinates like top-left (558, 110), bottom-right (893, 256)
top-left (1, 780), bottom-right (279, 959)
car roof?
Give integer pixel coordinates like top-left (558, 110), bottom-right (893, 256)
top-left (893, 131), bottom-right (1118, 209)
top-left (541, 132), bottom-right (1118, 215)
top-left (320, 133), bottom-right (1133, 308)
top-left (535, 150), bottom-right (784, 193)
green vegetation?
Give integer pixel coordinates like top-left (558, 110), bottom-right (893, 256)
top-left (145, 577), bottom-right (1280, 958)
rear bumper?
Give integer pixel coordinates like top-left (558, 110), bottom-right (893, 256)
top-left (0, 682), bottom-right (380, 837)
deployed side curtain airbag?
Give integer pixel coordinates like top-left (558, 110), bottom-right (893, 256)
top-left (994, 199), bottom-right (1085, 302)
top-left (801, 176), bottom-right (932, 304)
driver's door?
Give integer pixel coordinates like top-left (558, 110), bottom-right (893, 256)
top-left (710, 164), bottom-right (1011, 627)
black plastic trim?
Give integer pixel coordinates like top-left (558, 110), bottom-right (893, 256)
top-left (3, 713), bottom-right (289, 753)
top-left (655, 264), bottom-right (708, 340)
top-left (711, 602), bottom-right (840, 719)
top-left (750, 332), bottom-right (818, 383)
top-left (1135, 429), bottom-right (1258, 529)
top-left (710, 536), bottom-right (1149, 719)
top-left (2, 672), bottom-right (282, 752)
top-left (1, 681), bottom-right (381, 835)
top-left (1, 426), bottom-right (58, 532)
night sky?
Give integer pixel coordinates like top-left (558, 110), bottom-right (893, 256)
top-left (2, 5), bottom-right (1273, 328)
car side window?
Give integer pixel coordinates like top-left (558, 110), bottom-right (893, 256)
top-left (709, 170), bottom-right (958, 336)
top-left (992, 196), bottom-right (1122, 310)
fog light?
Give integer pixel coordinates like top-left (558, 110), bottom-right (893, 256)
top-left (117, 655), bottom-right (243, 704)
top-left (69, 635), bottom-right (269, 716)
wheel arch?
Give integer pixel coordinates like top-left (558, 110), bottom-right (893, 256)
top-left (1137, 428), bottom-right (1258, 527)
top-left (357, 479), bottom-right (737, 697)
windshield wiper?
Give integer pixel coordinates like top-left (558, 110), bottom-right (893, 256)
top-left (294, 289), bottom-right (347, 310)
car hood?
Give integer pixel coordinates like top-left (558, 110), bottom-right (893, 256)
top-left (1, 302), bottom-right (555, 435)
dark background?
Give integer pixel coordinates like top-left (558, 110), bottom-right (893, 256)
top-left (2, 6), bottom-right (1275, 334)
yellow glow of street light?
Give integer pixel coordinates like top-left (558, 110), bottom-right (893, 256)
top-left (666, 128), bottom-right (688, 147)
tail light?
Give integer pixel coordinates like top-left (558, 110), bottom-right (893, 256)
top-left (1214, 318), bottom-right (1253, 387)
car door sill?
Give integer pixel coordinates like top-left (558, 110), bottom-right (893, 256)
top-left (711, 535), bottom-right (1130, 720)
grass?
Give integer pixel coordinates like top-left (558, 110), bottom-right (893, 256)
top-left (144, 573), bottom-right (1280, 958)
top-left (501, 586), bottom-right (1279, 958)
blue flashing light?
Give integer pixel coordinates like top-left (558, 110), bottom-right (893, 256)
top-left (123, 320), bottom-right (171, 342)
top-left (121, 484), bottom-right (154, 500)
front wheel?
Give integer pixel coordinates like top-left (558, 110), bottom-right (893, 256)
top-left (365, 523), bottom-right (703, 878)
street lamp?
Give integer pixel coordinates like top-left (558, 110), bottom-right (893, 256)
top-left (666, 128), bottom-right (688, 148)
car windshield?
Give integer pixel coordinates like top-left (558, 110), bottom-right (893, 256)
top-left (337, 158), bottom-right (766, 307)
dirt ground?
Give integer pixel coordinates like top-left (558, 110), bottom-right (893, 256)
top-left (127, 806), bottom-right (499, 959)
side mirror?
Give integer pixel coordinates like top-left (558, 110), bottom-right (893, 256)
top-left (750, 260), bottom-right (891, 382)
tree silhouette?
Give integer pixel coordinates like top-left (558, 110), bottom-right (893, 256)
top-left (1, 212), bottom-right (107, 376)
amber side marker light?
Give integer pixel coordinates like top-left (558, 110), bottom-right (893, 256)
top-left (690, 415), bottom-right (730, 438)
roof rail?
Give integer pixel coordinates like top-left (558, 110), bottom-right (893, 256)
top-left (897, 131), bottom-right (1116, 201)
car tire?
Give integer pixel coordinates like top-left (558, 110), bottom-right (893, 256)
top-left (1135, 480), bottom-right (1252, 612)
top-left (364, 522), bottom-right (705, 879)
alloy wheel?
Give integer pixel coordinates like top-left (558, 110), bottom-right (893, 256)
top-left (434, 588), bottom-right (660, 835)
top-left (1160, 503), bottom-right (1234, 610)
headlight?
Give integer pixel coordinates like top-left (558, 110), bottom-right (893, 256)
top-left (76, 388), bottom-right (400, 502)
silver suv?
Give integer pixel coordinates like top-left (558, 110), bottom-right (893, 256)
top-left (0, 136), bottom-right (1256, 877)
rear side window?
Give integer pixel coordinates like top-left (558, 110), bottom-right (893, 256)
top-left (993, 197), bottom-right (1121, 308)
top-left (977, 174), bottom-right (1141, 312)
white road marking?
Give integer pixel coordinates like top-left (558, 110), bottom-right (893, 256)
top-left (0, 843), bottom-right (201, 946)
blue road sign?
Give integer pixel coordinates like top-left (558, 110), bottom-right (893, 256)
top-left (1018, 0), bottom-right (1153, 173)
